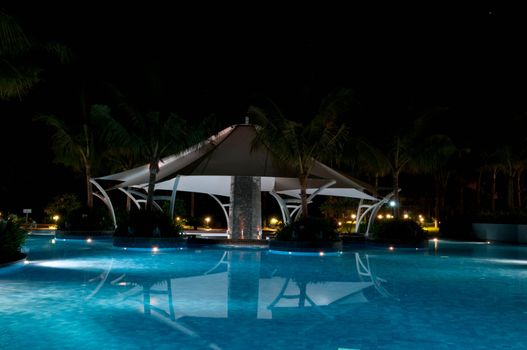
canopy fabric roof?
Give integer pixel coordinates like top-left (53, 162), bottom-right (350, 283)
top-left (93, 123), bottom-right (378, 202)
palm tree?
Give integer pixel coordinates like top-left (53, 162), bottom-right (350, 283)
top-left (487, 145), bottom-right (527, 212)
top-left (0, 9), bottom-right (69, 100)
top-left (97, 104), bottom-right (190, 212)
top-left (34, 104), bottom-right (109, 209)
top-left (249, 89), bottom-right (352, 218)
top-left (345, 136), bottom-right (391, 196)
top-left (412, 134), bottom-right (461, 227)
top-left (353, 131), bottom-right (415, 219)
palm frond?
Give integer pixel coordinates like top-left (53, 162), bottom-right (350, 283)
top-left (0, 10), bottom-right (31, 56)
top-left (42, 42), bottom-right (72, 64)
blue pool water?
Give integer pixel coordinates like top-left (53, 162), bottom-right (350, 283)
top-left (1, 237), bottom-right (527, 350)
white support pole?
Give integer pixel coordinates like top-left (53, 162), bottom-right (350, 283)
top-left (364, 191), bottom-right (396, 238)
top-left (90, 179), bottom-right (117, 229)
top-left (117, 188), bottom-right (141, 210)
top-left (208, 194), bottom-right (230, 235)
top-left (354, 199), bottom-right (364, 233)
top-left (134, 199), bottom-right (163, 212)
top-left (268, 191), bottom-right (291, 224)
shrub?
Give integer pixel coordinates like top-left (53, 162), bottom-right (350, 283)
top-left (114, 209), bottom-right (183, 238)
top-left (276, 217), bottom-right (339, 241)
top-left (370, 219), bottom-right (428, 244)
top-left (185, 216), bottom-right (200, 230)
top-left (473, 210), bottom-right (527, 224)
top-left (0, 218), bottom-right (27, 261)
top-left (61, 206), bottom-right (114, 231)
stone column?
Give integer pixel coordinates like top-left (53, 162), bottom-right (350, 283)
top-left (229, 176), bottom-right (261, 239)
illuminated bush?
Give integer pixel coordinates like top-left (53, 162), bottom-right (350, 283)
top-left (0, 218), bottom-right (27, 262)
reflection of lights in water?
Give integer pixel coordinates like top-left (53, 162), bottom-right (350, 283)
top-left (432, 238), bottom-right (439, 251)
top-left (117, 282), bottom-right (130, 286)
top-left (269, 250), bottom-right (343, 257)
top-left (37, 260), bottom-right (101, 269)
top-left (487, 259), bottom-right (527, 265)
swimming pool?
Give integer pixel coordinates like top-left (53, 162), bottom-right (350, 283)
top-left (1, 237), bottom-right (526, 349)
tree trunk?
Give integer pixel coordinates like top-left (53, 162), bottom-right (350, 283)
top-left (491, 168), bottom-right (497, 212)
top-left (146, 161), bottom-right (158, 212)
top-left (507, 173), bottom-right (514, 210)
top-left (85, 164), bottom-right (93, 209)
top-left (190, 192), bottom-right (195, 217)
top-left (126, 189), bottom-right (131, 213)
top-left (476, 168), bottom-right (482, 210)
top-left (517, 170), bottom-right (523, 209)
top-left (392, 171), bottom-right (400, 218)
top-left (434, 180), bottom-right (441, 228)
top-left (299, 175), bottom-right (309, 219)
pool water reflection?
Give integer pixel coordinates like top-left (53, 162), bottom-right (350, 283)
top-left (1, 238), bottom-right (527, 349)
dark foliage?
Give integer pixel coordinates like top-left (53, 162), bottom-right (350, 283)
top-left (370, 219), bottom-right (428, 244)
top-left (0, 218), bottom-right (27, 261)
top-left (61, 206), bottom-right (114, 231)
top-left (186, 216), bottom-right (200, 230)
top-left (276, 217), bottom-right (339, 242)
top-left (439, 215), bottom-right (474, 239)
top-left (472, 210), bottom-right (527, 225)
top-left (114, 209), bottom-right (182, 237)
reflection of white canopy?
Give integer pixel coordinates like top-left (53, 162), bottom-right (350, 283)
top-left (91, 123), bottom-right (382, 231)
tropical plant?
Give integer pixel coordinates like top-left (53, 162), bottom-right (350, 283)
top-left (61, 206), bottom-right (114, 231)
top-left (319, 196), bottom-right (355, 226)
top-left (0, 217), bottom-right (27, 262)
top-left (0, 9), bottom-right (70, 100)
top-left (275, 217), bottom-right (339, 242)
top-left (98, 82), bottom-right (221, 210)
top-left (370, 219), bottom-right (427, 245)
top-left (95, 104), bottom-right (189, 212)
top-left (34, 104), bottom-right (111, 209)
top-left (412, 134), bottom-right (461, 227)
top-left (249, 88), bottom-right (353, 219)
top-left (344, 127), bottom-right (416, 219)
top-left (44, 193), bottom-right (82, 224)
top-left (114, 208), bottom-right (183, 238)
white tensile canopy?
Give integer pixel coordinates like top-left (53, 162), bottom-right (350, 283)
top-left (91, 123), bottom-right (388, 235)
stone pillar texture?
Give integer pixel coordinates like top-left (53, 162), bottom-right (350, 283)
top-left (229, 176), bottom-right (261, 239)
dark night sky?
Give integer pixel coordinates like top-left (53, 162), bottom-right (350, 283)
top-left (1, 3), bottom-right (525, 217)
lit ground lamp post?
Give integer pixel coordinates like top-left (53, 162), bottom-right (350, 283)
top-left (52, 215), bottom-right (59, 229)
